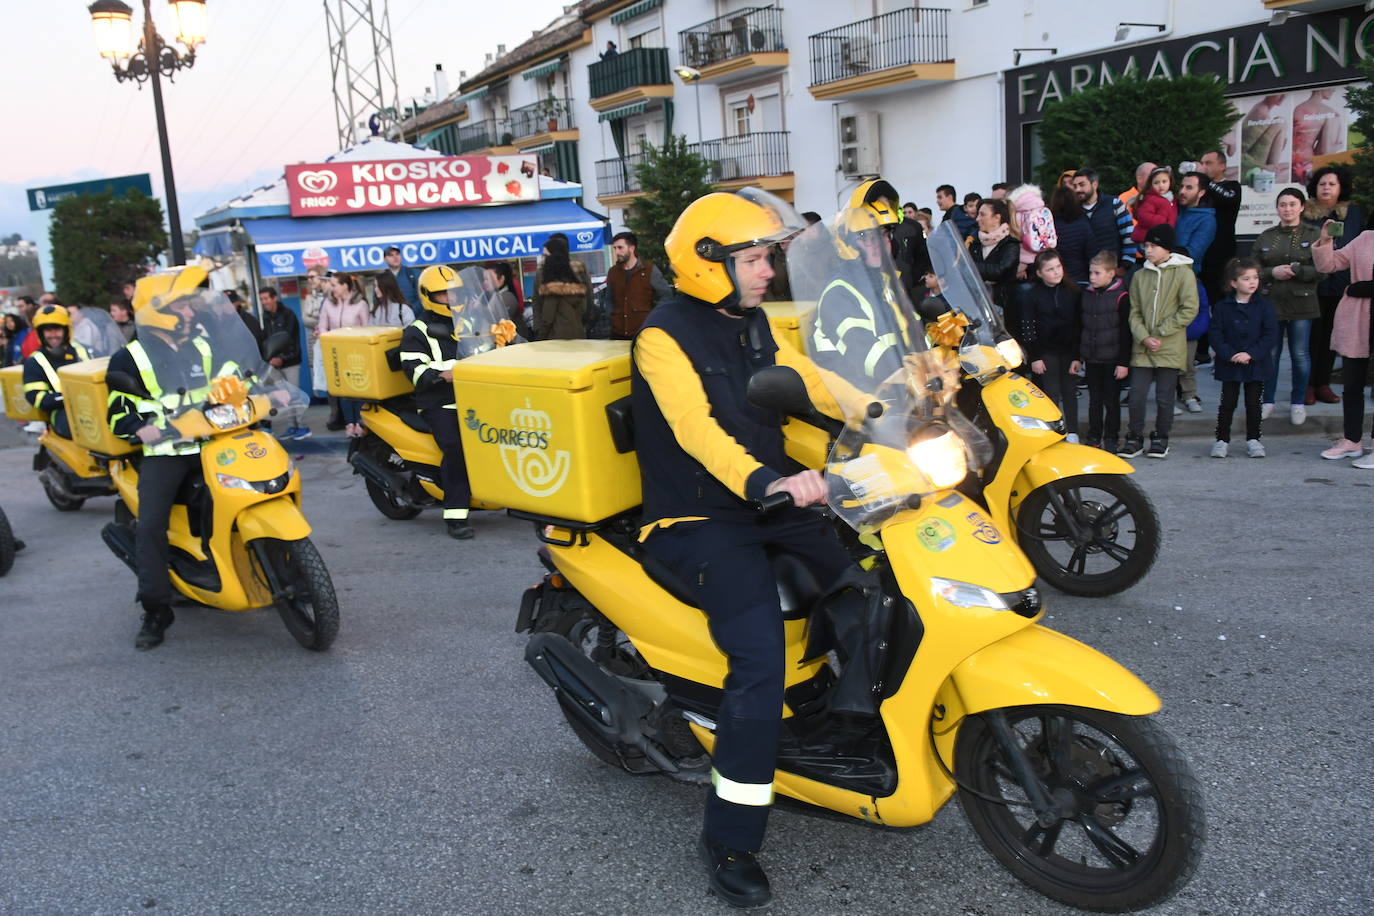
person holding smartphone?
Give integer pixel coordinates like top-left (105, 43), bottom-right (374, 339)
top-left (1313, 215), bottom-right (1374, 466)
top-left (1303, 165), bottom-right (1364, 404)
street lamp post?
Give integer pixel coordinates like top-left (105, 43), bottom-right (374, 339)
top-left (88, 0), bottom-right (209, 267)
top-left (673, 66), bottom-right (705, 144)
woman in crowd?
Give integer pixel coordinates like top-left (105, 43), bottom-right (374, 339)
top-left (533, 236), bottom-right (590, 340)
top-left (369, 271), bottom-right (415, 327)
top-left (483, 260), bottom-right (528, 340)
top-left (1303, 165), bottom-right (1364, 405)
top-left (1130, 167), bottom-right (1178, 246)
top-left (2, 313), bottom-right (28, 367)
top-left (1253, 187), bottom-right (1323, 425)
top-left (1049, 184), bottom-right (1097, 286)
top-left (1312, 219), bottom-right (1374, 467)
top-left (315, 272), bottom-right (371, 437)
top-left (969, 198), bottom-right (1022, 330)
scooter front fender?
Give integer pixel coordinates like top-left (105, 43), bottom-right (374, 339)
top-left (948, 624), bottom-right (1160, 717)
top-left (235, 498), bottom-right (312, 543)
top-left (1011, 441), bottom-right (1134, 508)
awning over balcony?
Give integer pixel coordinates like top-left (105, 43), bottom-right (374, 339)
top-left (598, 100), bottom-right (648, 122)
top-left (521, 57), bottom-right (564, 81)
top-left (417, 126), bottom-right (446, 147)
top-left (610, 0), bottom-right (661, 25)
top-left (454, 86), bottom-right (489, 103)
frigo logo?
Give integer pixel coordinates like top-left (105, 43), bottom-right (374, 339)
top-left (466, 401), bottom-right (570, 498)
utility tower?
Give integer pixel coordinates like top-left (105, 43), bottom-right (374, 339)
top-left (323, 0), bottom-right (400, 148)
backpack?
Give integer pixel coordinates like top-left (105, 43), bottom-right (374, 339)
top-left (1187, 279), bottom-right (1210, 341)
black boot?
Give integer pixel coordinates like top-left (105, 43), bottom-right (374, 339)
top-left (698, 834), bottom-right (771, 908)
top-left (135, 605), bottom-right (174, 650)
top-left (446, 519), bottom-right (474, 540)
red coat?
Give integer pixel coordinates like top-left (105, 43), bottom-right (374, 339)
top-left (1130, 190), bottom-right (1178, 243)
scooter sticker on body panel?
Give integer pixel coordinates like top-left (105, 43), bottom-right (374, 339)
top-left (244, 442), bottom-right (268, 460)
top-left (1008, 389), bottom-right (1030, 408)
top-left (966, 510), bottom-right (1001, 544)
top-left (916, 518), bottom-right (956, 551)
top-left (215, 448), bottom-right (237, 466)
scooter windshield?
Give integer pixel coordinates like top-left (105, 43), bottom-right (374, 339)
top-left (788, 207), bottom-right (991, 533)
top-left (135, 289), bottom-right (308, 446)
top-left (925, 222), bottom-right (1025, 383)
top-left (451, 265), bottom-right (525, 358)
top-left (70, 307), bottom-right (131, 358)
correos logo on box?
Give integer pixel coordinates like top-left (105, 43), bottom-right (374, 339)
top-left (465, 400), bottom-right (570, 498)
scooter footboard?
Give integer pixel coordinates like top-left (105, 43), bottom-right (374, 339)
top-left (946, 625), bottom-right (1160, 717)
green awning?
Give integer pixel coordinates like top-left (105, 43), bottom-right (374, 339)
top-left (454, 86), bottom-right (489, 103)
top-left (518, 141), bottom-right (557, 153)
top-left (597, 100), bottom-right (648, 122)
top-left (417, 127), bottom-right (445, 147)
top-left (610, 0), bottom-right (662, 25)
top-left (521, 58), bottom-right (564, 81)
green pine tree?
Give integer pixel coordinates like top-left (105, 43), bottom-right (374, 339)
top-left (49, 188), bottom-right (167, 305)
top-left (1344, 56), bottom-right (1374, 212)
top-left (625, 135), bottom-right (716, 280)
top-left (1035, 75), bottom-right (1237, 195)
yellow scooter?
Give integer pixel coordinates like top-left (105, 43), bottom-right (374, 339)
top-left (515, 224), bottom-right (1203, 911)
top-left (91, 291), bottom-right (339, 650)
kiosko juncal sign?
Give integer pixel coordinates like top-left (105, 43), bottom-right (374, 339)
top-left (285, 155), bottom-right (541, 217)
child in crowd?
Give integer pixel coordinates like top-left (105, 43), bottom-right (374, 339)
top-left (1022, 249), bottom-right (1082, 439)
top-left (1210, 258), bottom-right (1278, 457)
top-left (1130, 167), bottom-right (1178, 248)
top-left (1079, 251), bottom-right (1132, 452)
top-left (1008, 183), bottom-right (1058, 279)
top-left (1120, 224), bottom-right (1199, 459)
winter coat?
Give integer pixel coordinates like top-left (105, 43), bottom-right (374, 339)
top-left (1302, 199), bottom-right (1365, 298)
top-left (969, 234), bottom-right (1020, 311)
top-left (1252, 222), bottom-right (1322, 320)
top-left (606, 257), bottom-right (670, 339)
top-left (1127, 252), bottom-right (1199, 369)
top-left (1009, 184), bottom-right (1057, 266)
top-left (1079, 278), bottom-right (1131, 365)
top-left (1311, 229), bottom-right (1374, 359)
top-left (259, 302), bottom-right (302, 368)
top-left (1082, 194), bottom-right (1135, 266)
top-left (533, 261), bottom-right (591, 340)
top-left (368, 298), bottom-right (415, 327)
top-left (940, 206), bottom-right (976, 239)
top-left (317, 297), bottom-right (370, 335)
top-left (1051, 213), bottom-right (1097, 285)
top-left (1021, 281), bottom-right (1081, 362)
top-left (1175, 206), bottom-right (1217, 274)
top-left (1129, 189), bottom-right (1177, 243)
top-left (1210, 294), bottom-right (1278, 383)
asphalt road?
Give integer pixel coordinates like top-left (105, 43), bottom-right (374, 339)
top-left (1, 426), bottom-right (1370, 915)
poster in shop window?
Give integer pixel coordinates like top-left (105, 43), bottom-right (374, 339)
top-left (1217, 86), bottom-right (1364, 237)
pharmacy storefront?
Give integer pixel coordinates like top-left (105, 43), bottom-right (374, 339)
top-left (1005, 4), bottom-right (1374, 236)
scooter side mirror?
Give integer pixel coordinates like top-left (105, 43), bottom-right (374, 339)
top-left (748, 366), bottom-right (814, 416)
top-left (105, 370), bottom-right (143, 394)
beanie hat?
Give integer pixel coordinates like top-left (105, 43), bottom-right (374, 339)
top-left (1144, 223), bottom-right (1176, 252)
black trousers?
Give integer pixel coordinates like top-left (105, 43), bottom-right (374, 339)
top-left (421, 405), bottom-right (471, 518)
top-left (643, 511), bottom-right (851, 852)
top-left (1083, 363), bottom-right (1122, 441)
top-left (135, 454), bottom-right (203, 609)
top-left (1216, 381), bottom-right (1263, 442)
top-left (1032, 351), bottom-right (1079, 435)
top-left (1342, 357), bottom-right (1372, 443)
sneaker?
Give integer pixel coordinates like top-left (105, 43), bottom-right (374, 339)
top-left (1321, 438), bottom-right (1363, 460)
top-left (1352, 452), bottom-right (1374, 469)
top-left (1246, 439), bottom-right (1266, 458)
top-left (1118, 436), bottom-right (1145, 458)
top-left (1211, 440), bottom-right (1228, 458)
top-left (1146, 433), bottom-right (1169, 458)
top-left (1290, 405), bottom-right (1306, 426)
top-left (292, 426), bottom-right (313, 440)
top-left (275, 426), bottom-right (297, 440)
top-left (23, 421), bottom-right (45, 434)
top-left (1172, 404), bottom-right (1183, 415)
top-left (1065, 433), bottom-right (1080, 444)
top-left (1184, 397), bottom-right (1202, 413)
top-left (1261, 402), bottom-right (1274, 420)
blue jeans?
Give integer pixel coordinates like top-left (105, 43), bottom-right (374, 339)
top-left (340, 397), bottom-right (362, 425)
top-left (1263, 318), bottom-right (1312, 406)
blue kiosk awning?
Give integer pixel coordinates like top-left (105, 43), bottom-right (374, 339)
top-left (249, 198), bottom-right (607, 277)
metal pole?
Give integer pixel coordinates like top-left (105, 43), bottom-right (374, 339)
top-left (694, 81), bottom-right (703, 142)
top-left (143, 0), bottom-right (185, 265)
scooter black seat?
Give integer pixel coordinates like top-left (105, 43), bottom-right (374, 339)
top-left (399, 411), bottom-right (431, 434)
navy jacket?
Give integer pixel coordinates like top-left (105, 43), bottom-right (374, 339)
top-left (1079, 278), bottom-right (1131, 365)
top-left (1021, 281), bottom-right (1082, 362)
top-left (941, 207), bottom-right (977, 240)
top-left (1052, 214), bottom-right (1097, 285)
top-left (1210, 294), bottom-right (1279, 383)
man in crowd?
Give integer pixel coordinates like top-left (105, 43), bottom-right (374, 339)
top-left (935, 184), bottom-right (976, 238)
top-left (605, 231), bottom-right (671, 339)
top-left (1197, 148), bottom-right (1242, 318)
top-left (989, 182), bottom-right (1010, 200)
top-left (258, 286), bottom-right (309, 440)
top-left (1174, 171), bottom-right (1217, 413)
top-left (384, 245), bottom-right (421, 309)
top-left (110, 297), bottom-right (137, 343)
top-left (1119, 161), bottom-right (1157, 214)
top-left (1073, 168), bottom-right (1136, 270)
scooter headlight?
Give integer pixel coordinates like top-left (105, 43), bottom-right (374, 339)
top-left (215, 473), bottom-right (257, 492)
top-left (905, 423), bottom-right (967, 489)
top-left (1010, 414), bottom-right (1063, 433)
top-left (995, 338), bottom-right (1024, 369)
top-left (205, 404), bottom-right (243, 430)
top-left (930, 577), bottom-right (1009, 611)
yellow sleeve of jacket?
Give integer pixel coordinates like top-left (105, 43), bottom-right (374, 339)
top-left (635, 327), bottom-right (783, 500)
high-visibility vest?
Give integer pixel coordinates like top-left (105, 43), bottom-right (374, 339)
top-left (810, 276), bottom-right (913, 379)
top-left (117, 337), bottom-right (217, 457)
top-left (23, 343), bottom-right (89, 407)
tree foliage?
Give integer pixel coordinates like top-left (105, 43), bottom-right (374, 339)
top-left (1344, 56), bottom-right (1374, 212)
top-left (625, 134), bottom-right (716, 279)
top-left (1035, 75), bottom-right (1237, 195)
top-left (49, 189), bottom-right (166, 305)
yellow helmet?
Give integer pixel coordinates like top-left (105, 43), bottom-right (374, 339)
top-left (832, 205), bottom-right (885, 261)
top-left (132, 265), bottom-right (209, 314)
top-left (32, 304), bottom-right (71, 331)
top-left (418, 264), bottom-right (461, 317)
top-left (137, 287), bottom-right (203, 334)
top-left (846, 179), bottom-right (901, 228)
top-left (665, 189), bottom-right (800, 305)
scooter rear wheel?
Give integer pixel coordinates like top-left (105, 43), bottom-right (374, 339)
top-left (0, 506), bottom-right (16, 576)
top-left (365, 478), bottom-right (422, 520)
top-left (261, 537), bottom-right (340, 651)
top-left (42, 481), bottom-right (85, 512)
top-left (955, 706), bottom-right (1205, 912)
top-left (1016, 474), bottom-right (1159, 597)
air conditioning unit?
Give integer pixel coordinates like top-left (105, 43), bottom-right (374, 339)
top-left (839, 111), bottom-right (880, 177)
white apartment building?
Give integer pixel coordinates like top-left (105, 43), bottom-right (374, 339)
top-left (395, 0), bottom-right (1374, 237)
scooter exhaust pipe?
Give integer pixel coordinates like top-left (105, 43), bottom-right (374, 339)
top-left (100, 522), bottom-right (138, 573)
top-left (525, 632), bottom-right (678, 772)
top-left (348, 448), bottom-right (410, 495)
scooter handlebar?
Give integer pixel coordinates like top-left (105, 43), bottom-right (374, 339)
top-left (752, 491), bottom-right (795, 514)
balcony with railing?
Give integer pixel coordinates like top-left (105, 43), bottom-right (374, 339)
top-left (807, 7), bottom-right (953, 100)
top-left (595, 150), bottom-right (651, 200)
top-left (509, 99), bottom-right (577, 143)
top-left (587, 46), bottom-right (673, 109)
top-left (456, 118), bottom-right (514, 154)
top-left (595, 131), bottom-right (792, 204)
top-left (679, 6), bottom-right (787, 81)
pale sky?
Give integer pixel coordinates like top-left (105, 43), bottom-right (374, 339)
top-left (5, 0), bottom-right (570, 238)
